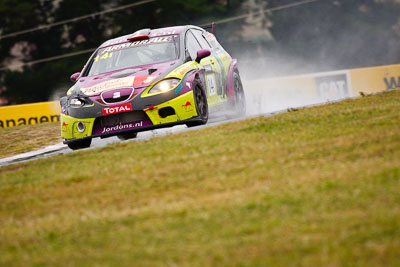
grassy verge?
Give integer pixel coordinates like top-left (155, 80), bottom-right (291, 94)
top-left (0, 91), bottom-right (399, 266)
top-left (0, 122), bottom-right (61, 159)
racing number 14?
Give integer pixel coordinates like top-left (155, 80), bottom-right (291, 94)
top-left (94, 52), bottom-right (113, 62)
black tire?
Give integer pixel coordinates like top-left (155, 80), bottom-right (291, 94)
top-left (186, 80), bottom-right (208, 128)
top-left (228, 72), bottom-right (246, 117)
top-left (117, 132), bottom-right (138, 141)
top-left (67, 138), bottom-right (92, 150)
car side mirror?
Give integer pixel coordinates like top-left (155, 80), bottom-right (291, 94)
top-left (195, 49), bottom-right (211, 63)
top-left (70, 72), bottom-right (81, 82)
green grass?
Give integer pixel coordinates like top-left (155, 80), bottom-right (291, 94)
top-left (0, 122), bottom-right (61, 159)
top-left (0, 90), bottom-right (399, 266)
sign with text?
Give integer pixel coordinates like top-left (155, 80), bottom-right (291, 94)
top-left (315, 73), bottom-right (350, 101)
top-left (0, 101), bottom-right (61, 128)
top-left (350, 64), bottom-right (400, 96)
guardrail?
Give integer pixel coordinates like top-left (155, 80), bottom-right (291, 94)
top-left (0, 64), bottom-right (399, 128)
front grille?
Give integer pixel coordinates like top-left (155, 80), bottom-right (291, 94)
top-left (94, 110), bottom-right (149, 128)
top-left (100, 88), bottom-right (135, 105)
top-left (103, 94), bottom-right (130, 104)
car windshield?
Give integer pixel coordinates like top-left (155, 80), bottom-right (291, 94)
top-left (86, 35), bottom-right (179, 76)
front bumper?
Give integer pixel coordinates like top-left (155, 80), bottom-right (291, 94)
top-left (61, 91), bottom-right (198, 142)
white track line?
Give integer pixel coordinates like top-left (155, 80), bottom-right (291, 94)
top-left (0, 143), bottom-right (67, 167)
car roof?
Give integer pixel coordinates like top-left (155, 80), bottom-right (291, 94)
top-left (99, 25), bottom-right (204, 48)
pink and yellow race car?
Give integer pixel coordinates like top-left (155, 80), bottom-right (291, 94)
top-left (60, 24), bottom-right (245, 150)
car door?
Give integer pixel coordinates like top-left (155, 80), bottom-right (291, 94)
top-left (202, 31), bottom-right (233, 94)
top-left (185, 29), bottom-right (223, 107)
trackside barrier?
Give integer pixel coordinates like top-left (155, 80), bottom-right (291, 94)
top-left (0, 64), bottom-right (399, 128)
top-left (243, 64), bottom-right (400, 115)
top-left (0, 101), bottom-right (60, 128)
top-left (350, 64), bottom-right (400, 95)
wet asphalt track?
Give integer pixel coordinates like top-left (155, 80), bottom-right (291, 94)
top-left (0, 79), bottom-right (341, 167)
top-left (0, 115), bottom-right (255, 167)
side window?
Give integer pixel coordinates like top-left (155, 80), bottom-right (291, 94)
top-left (192, 29), bottom-right (212, 50)
top-left (185, 30), bottom-right (202, 60)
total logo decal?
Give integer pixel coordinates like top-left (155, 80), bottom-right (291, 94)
top-left (102, 103), bottom-right (132, 115)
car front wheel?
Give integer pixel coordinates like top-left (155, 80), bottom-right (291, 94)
top-left (67, 138), bottom-right (92, 150)
top-left (117, 132), bottom-right (138, 141)
top-left (186, 80), bottom-right (208, 127)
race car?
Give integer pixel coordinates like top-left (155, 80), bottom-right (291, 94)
top-left (60, 24), bottom-right (245, 150)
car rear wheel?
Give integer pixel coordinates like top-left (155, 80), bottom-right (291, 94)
top-left (186, 80), bottom-right (208, 127)
top-left (117, 132), bottom-right (138, 141)
top-left (67, 138), bottom-right (92, 150)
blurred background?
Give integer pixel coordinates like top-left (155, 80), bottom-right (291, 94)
top-left (0, 0), bottom-right (399, 105)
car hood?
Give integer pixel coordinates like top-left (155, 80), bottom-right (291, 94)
top-left (74, 60), bottom-right (180, 97)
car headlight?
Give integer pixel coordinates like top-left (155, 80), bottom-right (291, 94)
top-left (69, 97), bottom-right (92, 108)
top-left (148, 78), bottom-right (180, 94)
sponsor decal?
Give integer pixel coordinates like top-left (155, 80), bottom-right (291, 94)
top-left (102, 103), bottom-right (132, 115)
top-left (316, 74), bottom-right (350, 100)
top-left (92, 120), bottom-right (153, 135)
top-left (174, 83), bottom-right (184, 94)
top-left (205, 33), bottom-right (213, 39)
top-left (384, 76), bottom-right (400, 90)
top-left (151, 30), bottom-right (177, 37)
top-left (62, 121), bottom-right (68, 132)
top-left (206, 74), bottom-right (217, 96)
top-left (101, 36), bottom-right (172, 54)
top-left (128, 75), bottom-right (158, 86)
top-left (170, 63), bottom-right (194, 77)
top-left (81, 76), bottom-right (135, 96)
top-left (179, 66), bottom-right (192, 75)
top-left (204, 64), bottom-right (213, 71)
top-left (142, 75), bottom-right (157, 85)
top-left (182, 101), bottom-right (193, 112)
top-left (101, 121), bottom-right (143, 134)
